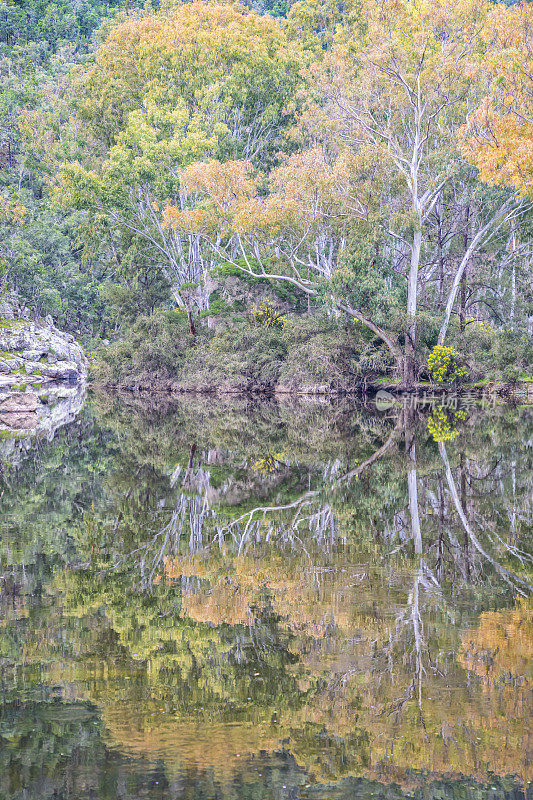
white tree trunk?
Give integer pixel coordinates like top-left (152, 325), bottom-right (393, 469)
top-left (437, 202), bottom-right (519, 345)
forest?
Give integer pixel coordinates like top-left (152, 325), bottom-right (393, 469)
top-left (1, 2), bottom-right (532, 795)
top-left (0, 0), bottom-right (532, 391)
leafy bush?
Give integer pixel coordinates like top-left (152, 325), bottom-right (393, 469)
top-left (427, 346), bottom-right (468, 383)
top-left (447, 324), bottom-right (532, 381)
top-left (278, 314), bottom-right (369, 389)
top-left (427, 407), bottom-right (467, 442)
top-left (502, 365), bottom-right (520, 385)
top-left (92, 310), bottom-right (191, 385)
top-left (93, 310), bottom-right (386, 391)
top-left (250, 299), bottom-right (287, 329)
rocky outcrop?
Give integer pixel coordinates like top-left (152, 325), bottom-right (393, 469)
top-left (0, 382), bottom-right (86, 466)
top-left (0, 392), bottom-right (39, 412)
top-left (0, 298), bottom-right (86, 394)
top-left (0, 297), bottom-right (87, 453)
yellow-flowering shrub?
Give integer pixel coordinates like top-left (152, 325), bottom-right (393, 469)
top-left (250, 300), bottom-right (287, 329)
top-left (252, 453), bottom-right (286, 473)
top-left (465, 316), bottom-right (495, 335)
top-left (427, 407), bottom-right (467, 442)
top-left (427, 345), bottom-right (468, 383)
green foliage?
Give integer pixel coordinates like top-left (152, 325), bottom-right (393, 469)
top-left (93, 309), bottom-right (193, 385)
top-left (0, 0), bottom-right (124, 339)
top-left (448, 324), bottom-right (533, 382)
top-left (502, 364), bottom-right (520, 385)
top-left (0, 0), bottom-right (123, 55)
top-left (333, 239), bottom-right (404, 325)
top-left (93, 310), bottom-right (387, 391)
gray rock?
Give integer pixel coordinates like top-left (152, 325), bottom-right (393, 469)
top-left (0, 314), bottom-right (87, 384)
top-left (22, 349), bottom-right (47, 361)
top-left (0, 358), bottom-right (22, 374)
top-left (1, 326), bottom-right (37, 352)
top-left (37, 360), bottom-right (79, 380)
top-left (0, 392), bottom-right (39, 412)
top-left (0, 299), bottom-right (15, 320)
top-left (0, 411), bottom-right (38, 430)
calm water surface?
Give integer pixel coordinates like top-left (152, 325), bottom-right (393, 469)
top-left (0, 392), bottom-right (531, 800)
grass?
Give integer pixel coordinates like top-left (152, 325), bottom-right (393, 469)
top-left (0, 430), bottom-right (25, 440)
top-left (0, 318), bottom-right (22, 329)
top-left (375, 376), bottom-right (402, 385)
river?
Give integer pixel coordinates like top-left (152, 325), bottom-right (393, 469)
top-left (0, 390), bottom-right (531, 799)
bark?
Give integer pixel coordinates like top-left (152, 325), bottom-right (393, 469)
top-left (459, 205), bottom-right (470, 334)
top-left (171, 287), bottom-right (197, 336)
top-left (404, 226), bottom-right (422, 387)
top-left (185, 305), bottom-right (196, 337)
top-left (510, 224), bottom-right (517, 329)
top-left (436, 199), bottom-right (446, 310)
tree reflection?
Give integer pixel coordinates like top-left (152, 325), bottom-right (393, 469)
top-left (1, 395), bottom-right (531, 795)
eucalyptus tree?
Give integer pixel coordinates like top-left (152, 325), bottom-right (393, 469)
top-left (56, 3), bottom-right (304, 333)
top-left (165, 0), bottom-right (531, 379)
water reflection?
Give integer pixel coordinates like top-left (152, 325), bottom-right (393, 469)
top-left (0, 393), bottom-right (531, 799)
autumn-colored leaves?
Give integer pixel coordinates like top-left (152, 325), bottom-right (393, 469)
top-left (459, 4), bottom-right (533, 198)
top-left (73, 2), bottom-right (302, 156)
top-left (164, 160), bottom-right (258, 237)
top-left (56, 0), bottom-right (533, 377)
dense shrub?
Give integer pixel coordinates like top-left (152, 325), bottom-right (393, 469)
top-left (427, 346), bottom-right (468, 383)
top-left (278, 315), bottom-right (367, 388)
top-left (92, 310), bottom-right (390, 391)
top-left (92, 310), bottom-right (192, 385)
top-left (94, 305), bottom-right (532, 391)
top-left (447, 323), bottom-right (533, 381)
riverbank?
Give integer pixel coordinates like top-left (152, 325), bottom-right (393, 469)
top-left (90, 307), bottom-right (533, 401)
top-left (90, 377), bottom-right (533, 404)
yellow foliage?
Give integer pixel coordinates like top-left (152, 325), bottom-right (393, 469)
top-left (250, 300), bottom-right (287, 329)
top-left (459, 597), bottom-right (533, 687)
top-left (427, 406), bottom-right (467, 442)
top-left (460, 3), bottom-right (533, 196)
top-left (427, 345), bottom-right (468, 383)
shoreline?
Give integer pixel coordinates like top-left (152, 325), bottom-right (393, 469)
top-left (89, 379), bottom-right (533, 403)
